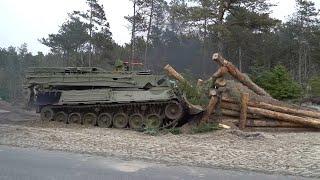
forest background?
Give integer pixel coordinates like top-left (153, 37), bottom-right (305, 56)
top-left (1, 0), bottom-right (320, 103)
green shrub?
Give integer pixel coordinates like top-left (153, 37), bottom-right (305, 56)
top-left (309, 76), bottom-right (320, 96)
top-left (177, 80), bottom-right (210, 106)
top-left (254, 65), bottom-right (302, 100)
top-left (168, 128), bottom-right (181, 135)
top-left (178, 81), bottom-right (202, 104)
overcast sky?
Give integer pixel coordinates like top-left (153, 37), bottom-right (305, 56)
top-left (0, 0), bottom-right (319, 54)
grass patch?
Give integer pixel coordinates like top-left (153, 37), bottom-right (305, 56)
top-left (142, 128), bottom-right (160, 136)
top-left (166, 128), bottom-right (181, 135)
top-left (191, 122), bottom-right (221, 134)
top-left (142, 127), bottom-right (182, 136)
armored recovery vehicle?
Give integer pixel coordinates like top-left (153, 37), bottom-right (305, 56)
top-left (24, 67), bottom-right (186, 129)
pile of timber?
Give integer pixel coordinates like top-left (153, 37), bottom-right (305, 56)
top-left (164, 53), bottom-right (320, 130)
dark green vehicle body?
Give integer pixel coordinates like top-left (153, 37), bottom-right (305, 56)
top-left (24, 67), bottom-right (185, 129)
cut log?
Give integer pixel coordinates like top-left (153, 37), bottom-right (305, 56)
top-left (248, 107), bottom-right (320, 128)
top-left (221, 109), bottom-right (240, 117)
top-left (221, 108), bottom-right (261, 119)
top-left (213, 66), bottom-right (228, 78)
top-left (222, 96), bottom-right (320, 119)
top-left (215, 77), bottom-right (227, 87)
top-left (223, 118), bottom-right (304, 128)
top-left (197, 79), bottom-right (204, 87)
top-left (219, 123), bottom-right (231, 129)
top-left (221, 101), bottom-right (320, 128)
top-left (239, 93), bottom-right (249, 130)
top-left (246, 119), bottom-right (304, 128)
top-left (212, 53), bottom-right (270, 97)
top-left (164, 64), bottom-right (186, 83)
top-left (201, 96), bottom-right (219, 123)
top-left (221, 101), bottom-right (242, 111)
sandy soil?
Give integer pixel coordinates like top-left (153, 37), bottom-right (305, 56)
top-left (0, 102), bottom-right (319, 178)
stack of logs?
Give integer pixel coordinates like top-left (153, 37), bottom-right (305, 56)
top-left (164, 53), bottom-right (320, 130)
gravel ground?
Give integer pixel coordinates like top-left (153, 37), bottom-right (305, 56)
top-left (0, 119), bottom-right (319, 178)
top-left (0, 101), bottom-right (320, 178)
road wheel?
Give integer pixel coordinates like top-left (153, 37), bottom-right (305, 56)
top-left (54, 111), bottom-right (67, 123)
top-left (129, 113), bottom-right (144, 129)
top-left (113, 113), bottom-right (128, 129)
top-left (165, 101), bottom-right (183, 120)
top-left (97, 113), bottom-right (112, 128)
top-left (40, 106), bottom-right (54, 121)
top-left (83, 113), bottom-right (97, 126)
top-left (145, 114), bottom-right (162, 129)
top-left (68, 113), bottom-right (81, 124)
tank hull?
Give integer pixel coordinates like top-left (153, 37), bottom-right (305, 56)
top-left (25, 67), bottom-right (185, 129)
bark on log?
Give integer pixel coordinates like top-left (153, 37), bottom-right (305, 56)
top-left (197, 79), bottom-right (204, 87)
top-left (221, 101), bottom-right (242, 111)
top-left (201, 96), bottom-right (219, 123)
top-left (213, 66), bottom-right (228, 78)
top-left (246, 119), bottom-right (304, 128)
top-left (248, 107), bottom-right (320, 128)
top-left (239, 93), bottom-right (249, 130)
top-left (164, 64), bottom-right (186, 83)
top-left (221, 101), bottom-right (320, 128)
top-left (212, 53), bottom-right (270, 97)
top-left (224, 118), bottom-right (304, 128)
top-left (222, 96), bottom-right (320, 119)
top-left (215, 77), bottom-right (227, 87)
top-left (221, 109), bottom-right (261, 119)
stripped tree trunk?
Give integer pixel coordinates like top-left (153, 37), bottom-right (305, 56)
top-left (221, 101), bottom-right (320, 128)
top-left (212, 53), bottom-right (271, 97)
top-left (164, 64), bottom-right (186, 83)
top-left (201, 96), bottom-right (218, 123)
top-left (222, 96), bottom-right (320, 119)
top-left (239, 93), bottom-right (249, 130)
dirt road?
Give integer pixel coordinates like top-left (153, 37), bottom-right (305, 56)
top-left (0, 103), bottom-right (319, 178)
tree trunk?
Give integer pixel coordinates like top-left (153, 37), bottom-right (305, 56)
top-left (201, 96), bottom-right (218, 123)
top-left (131, 0), bottom-right (136, 70)
top-left (222, 96), bottom-right (320, 119)
top-left (221, 109), bottom-right (262, 119)
top-left (225, 118), bottom-right (304, 128)
top-left (88, 0), bottom-right (93, 67)
top-left (212, 53), bottom-right (271, 97)
top-left (144, 0), bottom-right (154, 70)
top-left (238, 46), bottom-right (242, 72)
top-left (298, 45), bottom-right (302, 84)
top-left (213, 66), bottom-right (228, 78)
top-left (163, 64), bottom-right (186, 83)
top-left (221, 101), bottom-right (320, 128)
top-left (202, 16), bottom-right (208, 76)
top-left (249, 107), bottom-right (320, 128)
top-left (246, 119), bottom-right (304, 128)
top-left (239, 93), bottom-right (249, 130)
top-left (216, 1), bottom-right (226, 53)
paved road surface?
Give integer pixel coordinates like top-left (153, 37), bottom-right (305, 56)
top-left (0, 109), bottom-right (10, 113)
top-left (0, 145), bottom-right (315, 180)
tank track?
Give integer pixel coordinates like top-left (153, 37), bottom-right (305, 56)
top-left (40, 100), bottom-right (184, 129)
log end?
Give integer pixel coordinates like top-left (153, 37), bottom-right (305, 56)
top-left (164, 64), bottom-right (171, 70)
top-left (209, 89), bottom-right (217, 96)
top-left (197, 79), bottom-right (204, 87)
top-left (212, 53), bottom-right (220, 61)
top-left (215, 77), bottom-right (227, 87)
